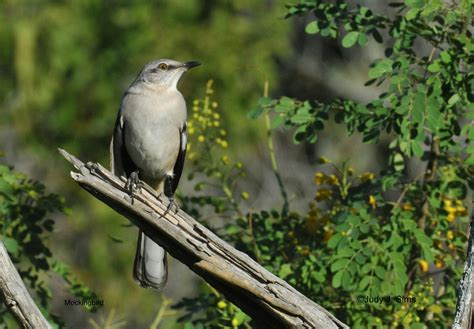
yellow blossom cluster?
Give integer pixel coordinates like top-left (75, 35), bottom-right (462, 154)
top-left (391, 280), bottom-right (434, 328)
top-left (315, 188), bottom-right (332, 201)
top-left (314, 172), bottom-right (338, 185)
top-left (443, 199), bottom-right (467, 222)
top-left (358, 172), bottom-right (375, 182)
top-left (368, 195), bottom-right (377, 209)
top-left (306, 203), bottom-right (331, 234)
top-left (187, 80), bottom-right (229, 160)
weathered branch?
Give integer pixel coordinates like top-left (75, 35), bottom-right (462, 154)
top-left (0, 241), bottom-right (52, 329)
top-left (453, 210), bottom-right (474, 329)
top-left (58, 148), bottom-right (348, 329)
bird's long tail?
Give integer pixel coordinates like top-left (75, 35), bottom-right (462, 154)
top-left (133, 231), bottom-right (168, 290)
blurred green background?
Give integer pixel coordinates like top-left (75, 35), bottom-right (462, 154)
top-left (0, 0), bottom-right (385, 327)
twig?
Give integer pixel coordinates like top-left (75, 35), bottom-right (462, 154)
top-left (263, 80), bottom-right (290, 217)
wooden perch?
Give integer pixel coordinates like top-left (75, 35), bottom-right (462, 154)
top-left (453, 211), bottom-right (474, 329)
top-left (58, 149), bottom-right (348, 329)
top-left (0, 241), bottom-right (52, 329)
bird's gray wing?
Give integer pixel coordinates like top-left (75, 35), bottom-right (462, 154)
top-left (171, 122), bottom-right (187, 194)
top-left (110, 113), bottom-right (136, 177)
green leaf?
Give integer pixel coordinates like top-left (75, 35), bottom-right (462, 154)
top-left (411, 141), bottom-right (424, 157)
top-left (305, 21), bottom-right (320, 35)
top-left (405, 8), bottom-right (420, 20)
top-left (440, 51), bottom-right (451, 63)
top-left (342, 31), bottom-right (359, 48)
top-left (292, 125), bottom-right (307, 144)
top-left (278, 264), bottom-right (292, 279)
top-left (341, 271), bottom-right (352, 289)
top-left (327, 233), bottom-right (342, 248)
top-left (331, 258), bottom-right (350, 272)
top-left (427, 62), bottom-right (440, 72)
top-left (368, 59), bottom-right (393, 79)
top-left (258, 97), bottom-right (272, 106)
top-left (332, 271), bottom-right (343, 288)
top-left (405, 0), bottom-right (424, 8)
top-left (393, 152), bottom-right (405, 171)
top-left (448, 93), bottom-right (460, 106)
top-left (271, 115), bottom-right (285, 129)
top-left (374, 266), bottom-right (386, 279)
top-left (4, 238), bottom-right (19, 253)
top-left (359, 276), bottom-right (371, 290)
top-left (358, 32), bottom-right (369, 46)
top-left (247, 107), bottom-right (263, 119)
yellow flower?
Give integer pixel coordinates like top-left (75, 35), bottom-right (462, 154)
top-left (328, 174), bottom-right (338, 185)
top-left (315, 188), bottom-right (332, 201)
top-left (198, 135), bottom-right (205, 143)
top-left (193, 100), bottom-right (199, 106)
top-left (221, 155), bottom-right (230, 165)
top-left (402, 202), bottom-right (414, 211)
top-left (318, 156), bottom-right (331, 164)
top-left (241, 191), bottom-right (249, 200)
top-left (220, 140), bottom-right (228, 148)
top-left (236, 162), bottom-right (243, 169)
top-left (456, 204), bottom-right (467, 216)
top-left (347, 167), bottom-right (354, 176)
top-left (231, 318), bottom-right (239, 327)
top-left (359, 172), bottom-right (375, 182)
top-left (419, 260), bottom-right (429, 273)
top-left (447, 213), bottom-right (456, 222)
top-left (369, 195), bottom-right (377, 209)
top-left (217, 300), bottom-right (227, 309)
top-left (220, 129), bottom-right (226, 136)
top-left (212, 102), bottom-right (218, 108)
top-left (434, 259), bottom-right (444, 269)
top-left (323, 230), bottom-right (333, 243)
top-left (314, 172), bottom-right (326, 185)
top-left (213, 121), bottom-right (220, 127)
top-left (446, 230), bottom-right (454, 240)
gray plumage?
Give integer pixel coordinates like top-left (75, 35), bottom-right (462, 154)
top-left (110, 59), bottom-right (200, 290)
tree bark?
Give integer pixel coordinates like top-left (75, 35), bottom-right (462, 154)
top-left (453, 210), bottom-right (474, 329)
top-left (58, 148), bottom-right (348, 329)
top-left (0, 241), bottom-right (52, 329)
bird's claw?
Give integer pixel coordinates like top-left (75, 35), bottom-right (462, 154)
top-left (126, 170), bottom-right (143, 202)
top-left (160, 195), bottom-right (179, 216)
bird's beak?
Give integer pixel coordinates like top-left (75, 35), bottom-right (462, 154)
top-left (184, 61), bottom-right (201, 70)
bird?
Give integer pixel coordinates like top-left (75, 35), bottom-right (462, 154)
top-left (110, 59), bottom-right (200, 290)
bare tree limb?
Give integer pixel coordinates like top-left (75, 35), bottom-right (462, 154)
top-left (58, 148), bottom-right (348, 329)
top-left (0, 241), bottom-right (52, 329)
top-left (453, 210), bottom-right (474, 329)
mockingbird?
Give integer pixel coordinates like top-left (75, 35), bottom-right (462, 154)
top-left (110, 59), bottom-right (200, 290)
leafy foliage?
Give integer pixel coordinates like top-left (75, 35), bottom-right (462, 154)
top-left (177, 1), bottom-right (472, 328)
top-left (0, 163), bottom-right (101, 327)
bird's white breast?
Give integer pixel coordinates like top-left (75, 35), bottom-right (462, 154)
top-left (121, 88), bottom-right (186, 181)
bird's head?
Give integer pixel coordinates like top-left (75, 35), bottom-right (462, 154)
top-left (137, 59), bottom-right (201, 89)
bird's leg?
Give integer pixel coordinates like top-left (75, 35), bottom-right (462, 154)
top-left (162, 175), bottom-right (179, 214)
top-left (125, 170), bottom-right (143, 202)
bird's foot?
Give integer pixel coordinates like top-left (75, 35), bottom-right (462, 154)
top-left (125, 170), bottom-right (143, 202)
top-left (159, 194), bottom-right (179, 216)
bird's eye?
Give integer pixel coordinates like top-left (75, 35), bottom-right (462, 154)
top-left (158, 63), bottom-right (168, 70)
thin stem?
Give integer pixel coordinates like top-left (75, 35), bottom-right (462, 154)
top-left (247, 212), bottom-right (262, 263)
top-left (263, 80), bottom-right (289, 217)
top-left (149, 295), bottom-right (170, 329)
